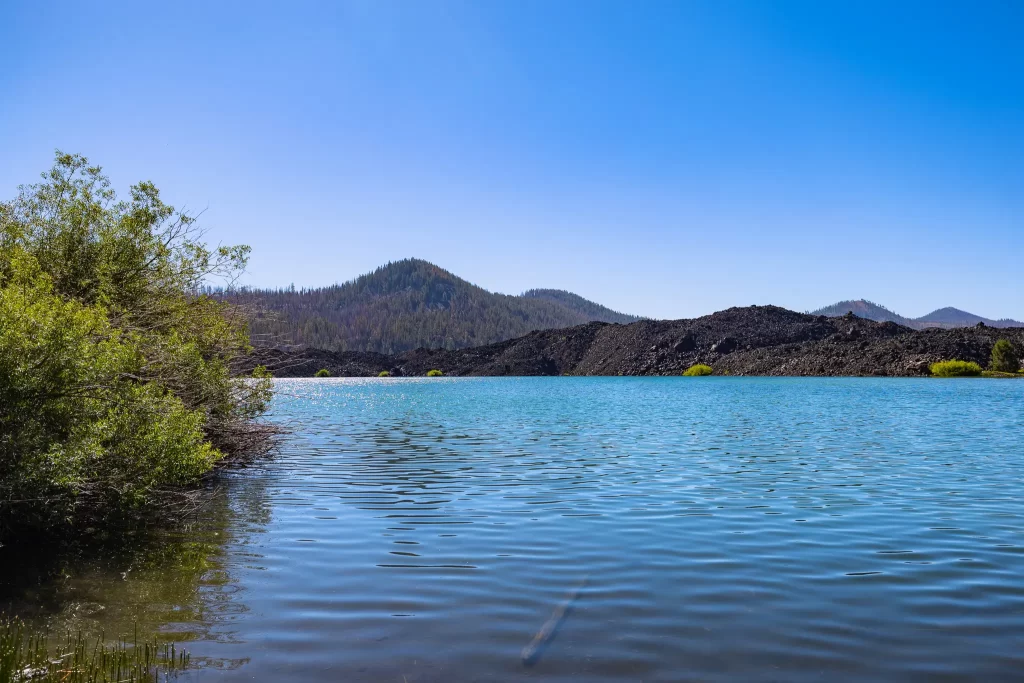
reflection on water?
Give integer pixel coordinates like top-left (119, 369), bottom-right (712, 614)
top-left (4, 377), bottom-right (1024, 681)
top-left (0, 476), bottom-right (271, 673)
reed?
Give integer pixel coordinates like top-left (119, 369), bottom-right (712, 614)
top-left (0, 617), bottom-right (188, 683)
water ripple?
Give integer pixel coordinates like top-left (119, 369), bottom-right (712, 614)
top-left (16, 377), bottom-right (1024, 682)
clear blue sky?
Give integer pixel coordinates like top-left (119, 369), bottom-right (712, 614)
top-left (2, 0), bottom-right (1022, 320)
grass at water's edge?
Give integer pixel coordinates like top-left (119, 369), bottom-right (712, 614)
top-left (981, 370), bottom-right (1024, 378)
top-left (1, 617), bottom-right (188, 683)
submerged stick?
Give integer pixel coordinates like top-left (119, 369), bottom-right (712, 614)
top-left (521, 574), bottom-right (589, 665)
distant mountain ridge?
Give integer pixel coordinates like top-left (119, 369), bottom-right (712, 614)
top-left (812, 299), bottom-right (1023, 329)
top-left (224, 259), bottom-right (639, 353)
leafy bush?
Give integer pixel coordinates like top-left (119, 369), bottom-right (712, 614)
top-left (315, 368), bottom-right (331, 377)
top-left (377, 370), bottom-right (391, 377)
top-left (682, 364), bottom-right (713, 376)
top-left (426, 369), bottom-right (443, 377)
top-left (990, 339), bottom-right (1020, 373)
top-left (930, 360), bottom-right (982, 377)
top-left (0, 152), bottom-right (271, 532)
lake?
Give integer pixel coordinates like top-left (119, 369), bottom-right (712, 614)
top-left (3, 377), bottom-right (1024, 681)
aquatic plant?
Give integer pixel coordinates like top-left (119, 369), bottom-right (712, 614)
top-left (990, 339), bottom-right (1020, 373)
top-left (377, 370), bottom-right (391, 377)
top-left (315, 369), bottom-right (331, 377)
top-left (426, 369), bottom-right (443, 377)
top-left (929, 360), bottom-right (982, 377)
top-left (682, 364), bottom-right (713, 376)
top-left (0, 617), bottom-right (189, 683)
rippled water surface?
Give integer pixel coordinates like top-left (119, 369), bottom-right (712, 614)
top-left (5, 377), bottom-right (1024, 681)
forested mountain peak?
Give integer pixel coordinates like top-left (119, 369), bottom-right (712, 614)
top-left (811, 300), bottom-right (913, 326)
top-left (223, 259), bottom-right (640, 353)
top-left (346, 259), bottom-right (466, 308)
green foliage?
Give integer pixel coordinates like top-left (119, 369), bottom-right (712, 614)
top-left (314, 368), bottom-right (331, 377)
top-left (930, 360), bottom-right (982, 377)
top-left (426, 369), bottom-right (443, 377)
top-left (219, 259), bottom-right (638, 354)
top-left (0, 152), bottom-right (271, 531)
top-left (682, 364), bottom-right (713, 376)
top-left (377, 370), bottom-right (391, 377)
top-left (1, 616), bottom-right (188, 682)
top-left (990, 339), bottom-right (1020, 373)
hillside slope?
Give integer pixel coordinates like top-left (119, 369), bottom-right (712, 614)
top-left (225, 259), bottom-right (638, 353)
top-left (248, 306), bottom-right (1024, 378)
top-left (521, 288), bottom-right (639, 324)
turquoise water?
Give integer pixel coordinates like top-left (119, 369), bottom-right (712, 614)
top-left (5, 377), bottom-right (1024, 680)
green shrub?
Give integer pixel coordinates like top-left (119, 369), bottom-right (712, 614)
top-left (682, 364), bottom-right (713, 376)
top-left (990, 339), bottom-right (1020, 373)
top-left (930, 360), bottom-right (983, 377)
top-left (315, 368), bottom-right (331, 377)
top-left (377, 370), bottom-right (391, 377)
top-left (426, 369), bottom-right (443, 377)
top-left (0, 152), bottom-right (271, 532)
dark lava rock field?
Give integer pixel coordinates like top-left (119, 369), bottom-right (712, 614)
top-left (245, 306), bottom-right (1024, 378)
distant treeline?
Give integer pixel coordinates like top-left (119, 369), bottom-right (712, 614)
top-left (217, 259), bottom-right (639, 354)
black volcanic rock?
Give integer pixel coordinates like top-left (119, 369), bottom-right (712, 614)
top-left (673, 334), bottom-right (696, 353)
top-left (711, 337), bottom-right (738, 354)
top-left (244, 305), bottom-right (1024, 378)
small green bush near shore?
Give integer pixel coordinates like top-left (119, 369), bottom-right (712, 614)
top-left (315, 368), bottom-right (331, 377)
top-left (682, 364), bottom-right (713, 376)
top-left (0, 616), bottom-right (189, 682)
top-left (426, 369), bottom-right (443, 377)
top-left (930, 360), bottom-right (982, 377)
top-left (990, 339), bottom-right (1020, 373)
top-left (378, 370), bottom-right (391, 377)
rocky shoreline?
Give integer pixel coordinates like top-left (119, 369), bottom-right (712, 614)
top-left (244, 306), bottom-right (1024, 378)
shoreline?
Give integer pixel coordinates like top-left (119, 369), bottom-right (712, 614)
top-left (242, 306), bottom-right (1024, 379)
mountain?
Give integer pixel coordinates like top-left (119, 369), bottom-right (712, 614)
top-left (246, 305), bottom-right (1024, 378)
top-left (913, 307), bottom-right (1024, 329)
top-left (810, 300), bottom-right (914, 326)
top-left (812, 299), bottom-right (1023, 329)
top-left (223, 259), bottom-right (639, 354)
